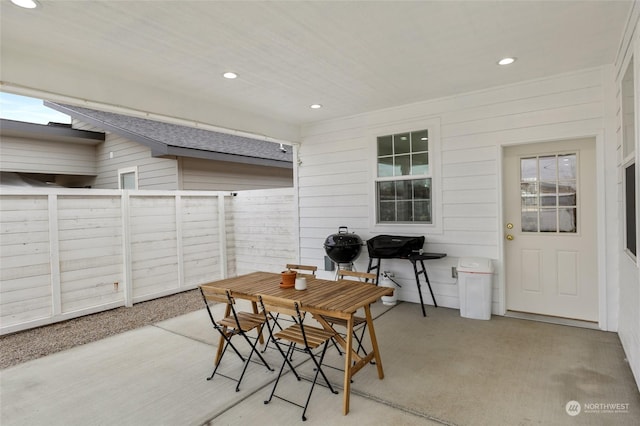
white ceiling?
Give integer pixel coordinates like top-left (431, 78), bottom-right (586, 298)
top-left (0, 0), bottom-right (633, 132)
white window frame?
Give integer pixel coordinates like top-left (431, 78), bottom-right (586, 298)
top-left (368, 117), bottom-right (442, 234)
top-left (620, 56), bottom-right (637, 261)
top-left (623, 158), bottom-right (637, 260)
top-left (118, 166), bottom-right (138, 190)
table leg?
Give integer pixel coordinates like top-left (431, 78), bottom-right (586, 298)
top-left (364, 304), bottom-right (384, 379)
top-left (214, 303), bottom-right (232, 365)
top-left (342, 315), bottom-right (354, 415)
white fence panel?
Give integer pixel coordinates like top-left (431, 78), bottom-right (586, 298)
top-left (57, 194), bottom-right (123, 313)
top-left (0, 195), bottom-right (52, 329)
top-left (230, 188), bottom-right (298, 275)
top-left (0, 187), bottom-right (298, 334)
top-left (129, 195), bottom-right (179, 300)
top-left (181, 195), bottom-right (223, 286)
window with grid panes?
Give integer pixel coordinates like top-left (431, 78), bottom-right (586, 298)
top-left (376, 129), bottom-right (431, 223)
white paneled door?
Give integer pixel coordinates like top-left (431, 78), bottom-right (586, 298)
top-left (503, 138), bottom-right (598, 322)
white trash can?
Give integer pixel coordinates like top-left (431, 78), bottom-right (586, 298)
top-left (457, 257), bottom-right (494, 320)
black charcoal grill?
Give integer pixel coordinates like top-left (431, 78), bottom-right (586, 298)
top-left (366, 235), bottom-right (425, 259)
top-left (323, 226), bottom-right (363, 265)
top-left (365, 234), bottom-right (445, 317)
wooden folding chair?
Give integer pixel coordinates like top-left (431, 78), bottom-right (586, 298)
top-left (321, 269), bottom-right (377, 359)
top-left (258, 294), bottom-right (338, 421)
top-left (199, 286), bottom-right (273, 392)
top-left (267, 264), bottom-right (318, 337)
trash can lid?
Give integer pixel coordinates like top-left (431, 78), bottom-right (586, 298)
top-left (457, 257), bottom-right (494, 274)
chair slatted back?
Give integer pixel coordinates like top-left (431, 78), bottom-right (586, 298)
top-left (286, 264), bottom-right (317, 275)
top-left (200, 286), bottom-right (245, 331)
top-left (200, 285), bottom-right (233, 305)
top-left (259, 294), bottom-right (301, 320)
top-left (337, 269), bottom-right (377, 284)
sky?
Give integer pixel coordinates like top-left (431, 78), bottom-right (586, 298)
top-left (0, 92), bottom-right (71, 124)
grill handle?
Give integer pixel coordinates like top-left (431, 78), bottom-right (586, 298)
top-left (339, 226), bottom-right (349, 234)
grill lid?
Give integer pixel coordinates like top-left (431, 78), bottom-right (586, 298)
top-left (323, 226), bottom-right (363, 263)
top-left (366, 235), bottom-right (425, 259)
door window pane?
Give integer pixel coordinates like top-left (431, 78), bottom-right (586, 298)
top-left (521, 211), bottom-right (538, 232)
top-left (559, 208), bottom-right (577, 233)
top-left (558, 181), bottom-right (577, 206)
top-left (539, 209), bottom-right (557, 232)
top-left (558, 154), bottom-right (576, 179)
top-left (521, 157), bottom-right (537, 181)
top-left (540, 181), bottom-right (557, 206)
top-left (521, 182), bottom-right (538, 207)
top-left (520, 154), bottom-right (577, 234)
top-left (539, 156), bottom-right (557, 180)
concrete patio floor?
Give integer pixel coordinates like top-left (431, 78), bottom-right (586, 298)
top-left (1, 301), bottom-right (639, 425)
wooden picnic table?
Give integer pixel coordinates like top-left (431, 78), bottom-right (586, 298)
top-left (200, 271), bottom-right (393, 415)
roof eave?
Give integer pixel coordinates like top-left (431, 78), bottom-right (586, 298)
top-left (157, 145), bottom-right (293, 169)
top-left (0, 118), bottom-right (105, 144)
top-left (44, 101), bottom-right (169, 155)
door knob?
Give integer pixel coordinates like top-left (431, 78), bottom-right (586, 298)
top-left (506, 223), bottom-right (513, 229)
top-left (506, 234), bottom-right (514, 241)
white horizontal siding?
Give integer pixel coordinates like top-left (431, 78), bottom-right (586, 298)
top-left (74, 119), bottom-right (291, 191)
top-left (181, 157), bottom-right (293, 191)
top-left (0, 135), bottom-right (96, 175)
top-left (93, 131), bottom-right (178, 190)
top-left (299, 67), bottom-right (611, 309)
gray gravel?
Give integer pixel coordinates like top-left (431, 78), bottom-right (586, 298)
top-left (0, 289), bottom-right (203, 369)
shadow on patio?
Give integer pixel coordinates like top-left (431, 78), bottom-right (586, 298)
top-left (1, 301), bottom-right (638, 425)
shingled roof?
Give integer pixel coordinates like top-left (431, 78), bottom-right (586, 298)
top-left (44, 102), bottom-right (293, 169)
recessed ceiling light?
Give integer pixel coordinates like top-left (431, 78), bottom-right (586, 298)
top-left (310, 104), bottom-right (322, 109)
top-left (498, 57), bottom-right (516, 66)
top-left (222, 72), bottom-right (238, 79)
top-left (11, 0), bottom-right (39, 8)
